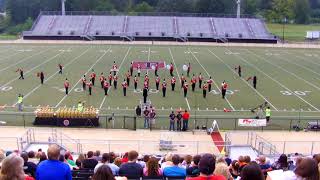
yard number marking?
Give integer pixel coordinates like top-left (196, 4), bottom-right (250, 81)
top-left (280, 91), bottom-right (311, 96)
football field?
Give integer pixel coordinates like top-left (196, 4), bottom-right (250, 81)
top-left (0, 43), bottom-right (320, 120)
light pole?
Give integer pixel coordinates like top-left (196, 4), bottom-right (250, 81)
top-left (282, 17), bottom-right (287, 43)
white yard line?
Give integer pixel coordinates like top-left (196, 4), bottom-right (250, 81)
top-left (99, 47), bottom-right (132, 109)
top-left (55, 47), bottom-right (111, 108)
top-left (0, 48), bottom-right (51, 74)
top-left (207, 49), bottom-right (279, 111)
top-left (168, 48), bottom-right (191, 111)
top-left (0, 49), bottom-right (63, 90)
top-left (188, 48), bottom-right (235, 111)
top-left (226, 48), bottom-right (320, 111)
top-left (247, 49), bottom-right (320, 91)
top-left (13, 47), bottom-right (92, 106)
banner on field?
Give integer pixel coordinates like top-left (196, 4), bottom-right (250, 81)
top-left (238, 118), bottom-right (267, 127)
top-left (132, 61), bottom-right (166, 70)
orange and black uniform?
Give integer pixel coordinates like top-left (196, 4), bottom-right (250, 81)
top-left (126, 72), bottom-right (131, 87)
top-left (162, 81), bottom-right (167, 97)
top-left (170, 64), bottom-right (174, 77)
top-left (155, 63), bottom-right (159, 76)
top-left (108, 73), bottom-right (113, 86)
top-left (191, 76), bottom-right (197, 92)
top-left (130, 63), bottom-right (133, 76)
top-left (103, 80), bottom-right (109, 96)
top-left (155, 77), bottom-right (160, 90)
top-left (122, 81), bottom-right (128, 96)
top-left (81, 77), bottom-right (86, 90)
top-left (198, 74), bottom-right (203, 89)
top-left (180, 76), bottom-right (185, 88)
top-left (64, 80), bottom-right (70, 95)
top-left (90, 72), bottom-right (96, 86)
top-left (171, 77), bottom-right (176, 91)
top-left (100, 75), bottom-right (105, 88)
top-left (183, 82), bottom-right (189, 98)
top-left (134, 76), bottom-right (138, 90)
top-left (113, 75), bottom-right (118, 89)
top-left (40, 72), bottom-right (44, 84)
top-left (203, 83), bottom-right (208, 98)
top-left (207, 79), bottom-right (213, 92)
top-left (221, 82), bottom-right (228, 99)
top-left (87, 81), bottom-right (93, 95)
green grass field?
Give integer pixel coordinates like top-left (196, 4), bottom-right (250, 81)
top-left (0, 43), bottom-right (320, 128)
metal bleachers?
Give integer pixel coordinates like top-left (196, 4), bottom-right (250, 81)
top-left (24, 12), bottom-right (277, 43)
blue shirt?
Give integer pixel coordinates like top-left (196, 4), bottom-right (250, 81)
top-left (163, 166), bottom-right (186, 177)
top-left (36, 160), bottom-right (72, 180)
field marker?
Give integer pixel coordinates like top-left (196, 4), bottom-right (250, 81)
top-left (168, 48), bottom-right (191, 111)
top-left (99, 47), bottom-right (131, 109)
top-left (0, 49), bottom-right (62, 90)
top-left (13, 47), bottom-right (92, 106)
top-left (226, 48), bottom-right (319, 111)
top-left (55, 47), bottom-right (111, 108)
top-left (208, 49), bottom-right (278, 111)
top-left (188, 48), bottom-right (235, 111)
top-left (248, 49), bottom-right (320, 90)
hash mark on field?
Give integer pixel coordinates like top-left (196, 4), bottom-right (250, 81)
top-left (230, 48), bottom-right (319, 111)
top-left (208, 49), bottom-right (278, 111)
top-left (189, 48), bottom-right (235, 111)
top-left (13, 47), bottom-right (91, 106)
top-left (168, 48), bottom-right (191, 111)
top-left (55, 47), bottom-right (111, 108)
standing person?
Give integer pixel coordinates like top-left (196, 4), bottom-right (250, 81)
top-left (99, 73), bottom-right (105, 88)
top-left (182, 110), bottom-right (190, 131)
top-left (126, 71), bottom-right (131, 87)
top-left (144, 107), bottom-right (150, 129)
top-left (155, 63), bottom-right (159, 76)
top-left (64, 79), bottom-right (70, 95)
top-left (187, 63), bottom-right (191, 77)
top-left (265, 106), bottom-right (271, 123)
top-left (155, 75), bottom-right (160, 91)
top-left (87, 80), bottom-right (93, 96)
top-left (112, 61), bottom-right (118, 76)
top-left (81, 75), bottom-right (87, 91)
top-left (137, 64), bottom-right (141, 77)
top-left (169, 111), bottom-right (175, 131)
top-left (130, 62), bottom-right (134, 76)
top-left (149, 109), bottom-right (156, 130)
top-left (207, 76), bottom-right (213, 92)
top-left (90, 70), bottom-right (96, 86)
top-left (58, 64), bottom-right (63, 74)
top-left (176, 111), bottom-right (182, 131)
top-left (237, 65), bottom-right (242, 77)
top-left (17, 94), bottom-right (23, 111)
top-left (183, 80), bottom-right (189, 98)
top-left (203, 82), bottom-right (208, 98)
top-left (171, 76), bottom-right (176, 91)
top-left (122, 79), bottom-right (128, 97)
top-left (253, 76), bottom-right (257, 89)
top-left (143, 87), bottom-right (148, 104)
top-left (180, 74), bottom-right (185, 88)
top-left (17, 68), bottom-right (24, 79)
top-left (221, 81), bottom-right (228, 99)
top-left (191, 74), bottom-right (196, 92)
top-left (198, 73), bottom-right (203, 89)
top-left (40, 71), bottom-right (44, 85)
top-left (108, 72), bottom-right (113, 86)
top-left (162, 79), bottom-right (167, 98)
top-left (113, 75), bottom-right (118, 89)
top-left (170, 63), bottom-right (174, 77)
top-left (103, 79), bottom-right (109, 96)
top-left (135, 105), bottom-right (141, 117)
top-left (134, 75), bottom-right (138, 90)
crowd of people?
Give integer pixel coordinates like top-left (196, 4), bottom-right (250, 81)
top-left (0, 145), bottom-right (319, 180)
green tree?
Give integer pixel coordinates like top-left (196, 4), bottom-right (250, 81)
top-left (267, 0), bottom-right (294, 22)
top-left (134, 1), bottom-right (153, 12)
top-left (294, 0), bottom-right (310, 23)
top-left (243, 0), bottom-right (258, 15)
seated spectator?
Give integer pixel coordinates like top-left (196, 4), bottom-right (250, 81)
top-left (229, 160), bottom-right (240, 179)
top-left (95, 153), bottom-right (120, 175)
top-left (82, 151), bottom-right (98, 169)
top-left (121, 152), bottom-right (128, 163)
top-left (186, 154), bottom-right (225, 180)
top-left (214, 162), bottom-right (232, 180)
top-left (36, 145), bottom-right (72, 180)
top-left (271, 154), bottom-right (288, 171)
top-left (138, 155), bottom-right (149, 168)
top-left (0, 153), bottom-right (34, 180)
top-left (143, 157), bottom-right (162, 177)
top-left (313, 154), bottom-right (320, 174)
top-left (27, 151), bottom-right (38, 164)
top-left (94, 150), bottom-right (102, 162)
top-left (76, 153), bottom-right (85, 168)
top-left (38, 152), bottom-right (47, 165)
top-left (163, 155), bottom-right (186, 177)
top-left (59, 155), bottom-right (73, 170)
top-left (119, 150), bottom-right (143, 179)
top-left (186, 155), bottom-right (201, 177)
top-left (256, 155), bottom-right (272, 175)
top-left (109, 152), bottom-right (116, 163)
top-left (224, 154), bottom-right (232, 166)
top-left (64, 153), bottom-right (76, 167)
top-left (114, 157), bottom-right (122, 167)
top-left (182, 155), bottom-right (192, 169)
top-left (161, 153), bottom-right (173, 170)
top-left (35, 149), bottom-right (42, 159)
top-left (21, 152), bottom-right (37, 178)
top-left (240, 162), bottom-right (264, 180)
top-left (294, 158), bottom-right (319, 180)
top-left (93, 165), bottom-right (127, 180)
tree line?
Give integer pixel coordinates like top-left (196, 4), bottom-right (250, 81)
top-left (0, 0), bottom-right (319, 34)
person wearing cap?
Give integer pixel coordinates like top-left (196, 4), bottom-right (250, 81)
top-left (186, 154), bottom-right (225, 180)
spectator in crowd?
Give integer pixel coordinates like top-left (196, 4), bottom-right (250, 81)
top-left (143, 156), bottom-right (162, 177)
top-left (64, 153), bottom-right (76, 167)
top-left (27, 151), bottom-right (38, 165)
top-left (35, 149), bottom-right (42, 159)
top-left (224, 154), bottom-right (232, 166)
top-left (186, 154), bottom-right (225, 180)
top-left (183, 155), bottom-right (193, 169)
top-left (229, 160), bottom-right (240, 179)
top-left (214, 162), bottom-right (232, 180)
top-left (121, 152), bottom-right (128, 163)
top-left (36, 145), bottom-right (72, 180)
top-left (161, 153), bottom-right (173, 170)
top-left (240, 162), bottom-right (264, 180)
top-left (59, 155), bottom-right (72, 170)
top-left (256, 155), bottom-right (272, 175)
top-left (119, 150), bottom-right (143, 179)
top-left (76, 153), bottom-right (85, 168)
top-left (0, 150), bottom-right (5, 168)
top-left (0, 153), bottom-right (34, 180)
top-left (21, 152), bottom-right (37, 178)
top-left (294, 158), bottom-right (319, 180)
top-left (313, 154), bottom-right (320, 174)
top-left (272, 154), bottom-right (289, 171)
top-left (114, 157), bottom-right (122, 167)
top-left (187, 155), bottom-right (201, 177)
top-left (94, 150), bottom-right (102, 162)
top-left (138, 155), bottom-right (149, 168)
top-left (163, 155), bottom-right (186, 177)
top-left (93, 165), bottom-right (127, 180)
top-left (169, 111), bottom-right (175, 131)
top-left (95, 153), bottom-right (119, 175)
top-left (82, 151), bottom-right (98, 169)
top-left (182, 110), bottom-right (190, 131)
top-left (109, 152), bottom-right (116, 163)
top-left (38, 152), bottom-right (47, 165)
